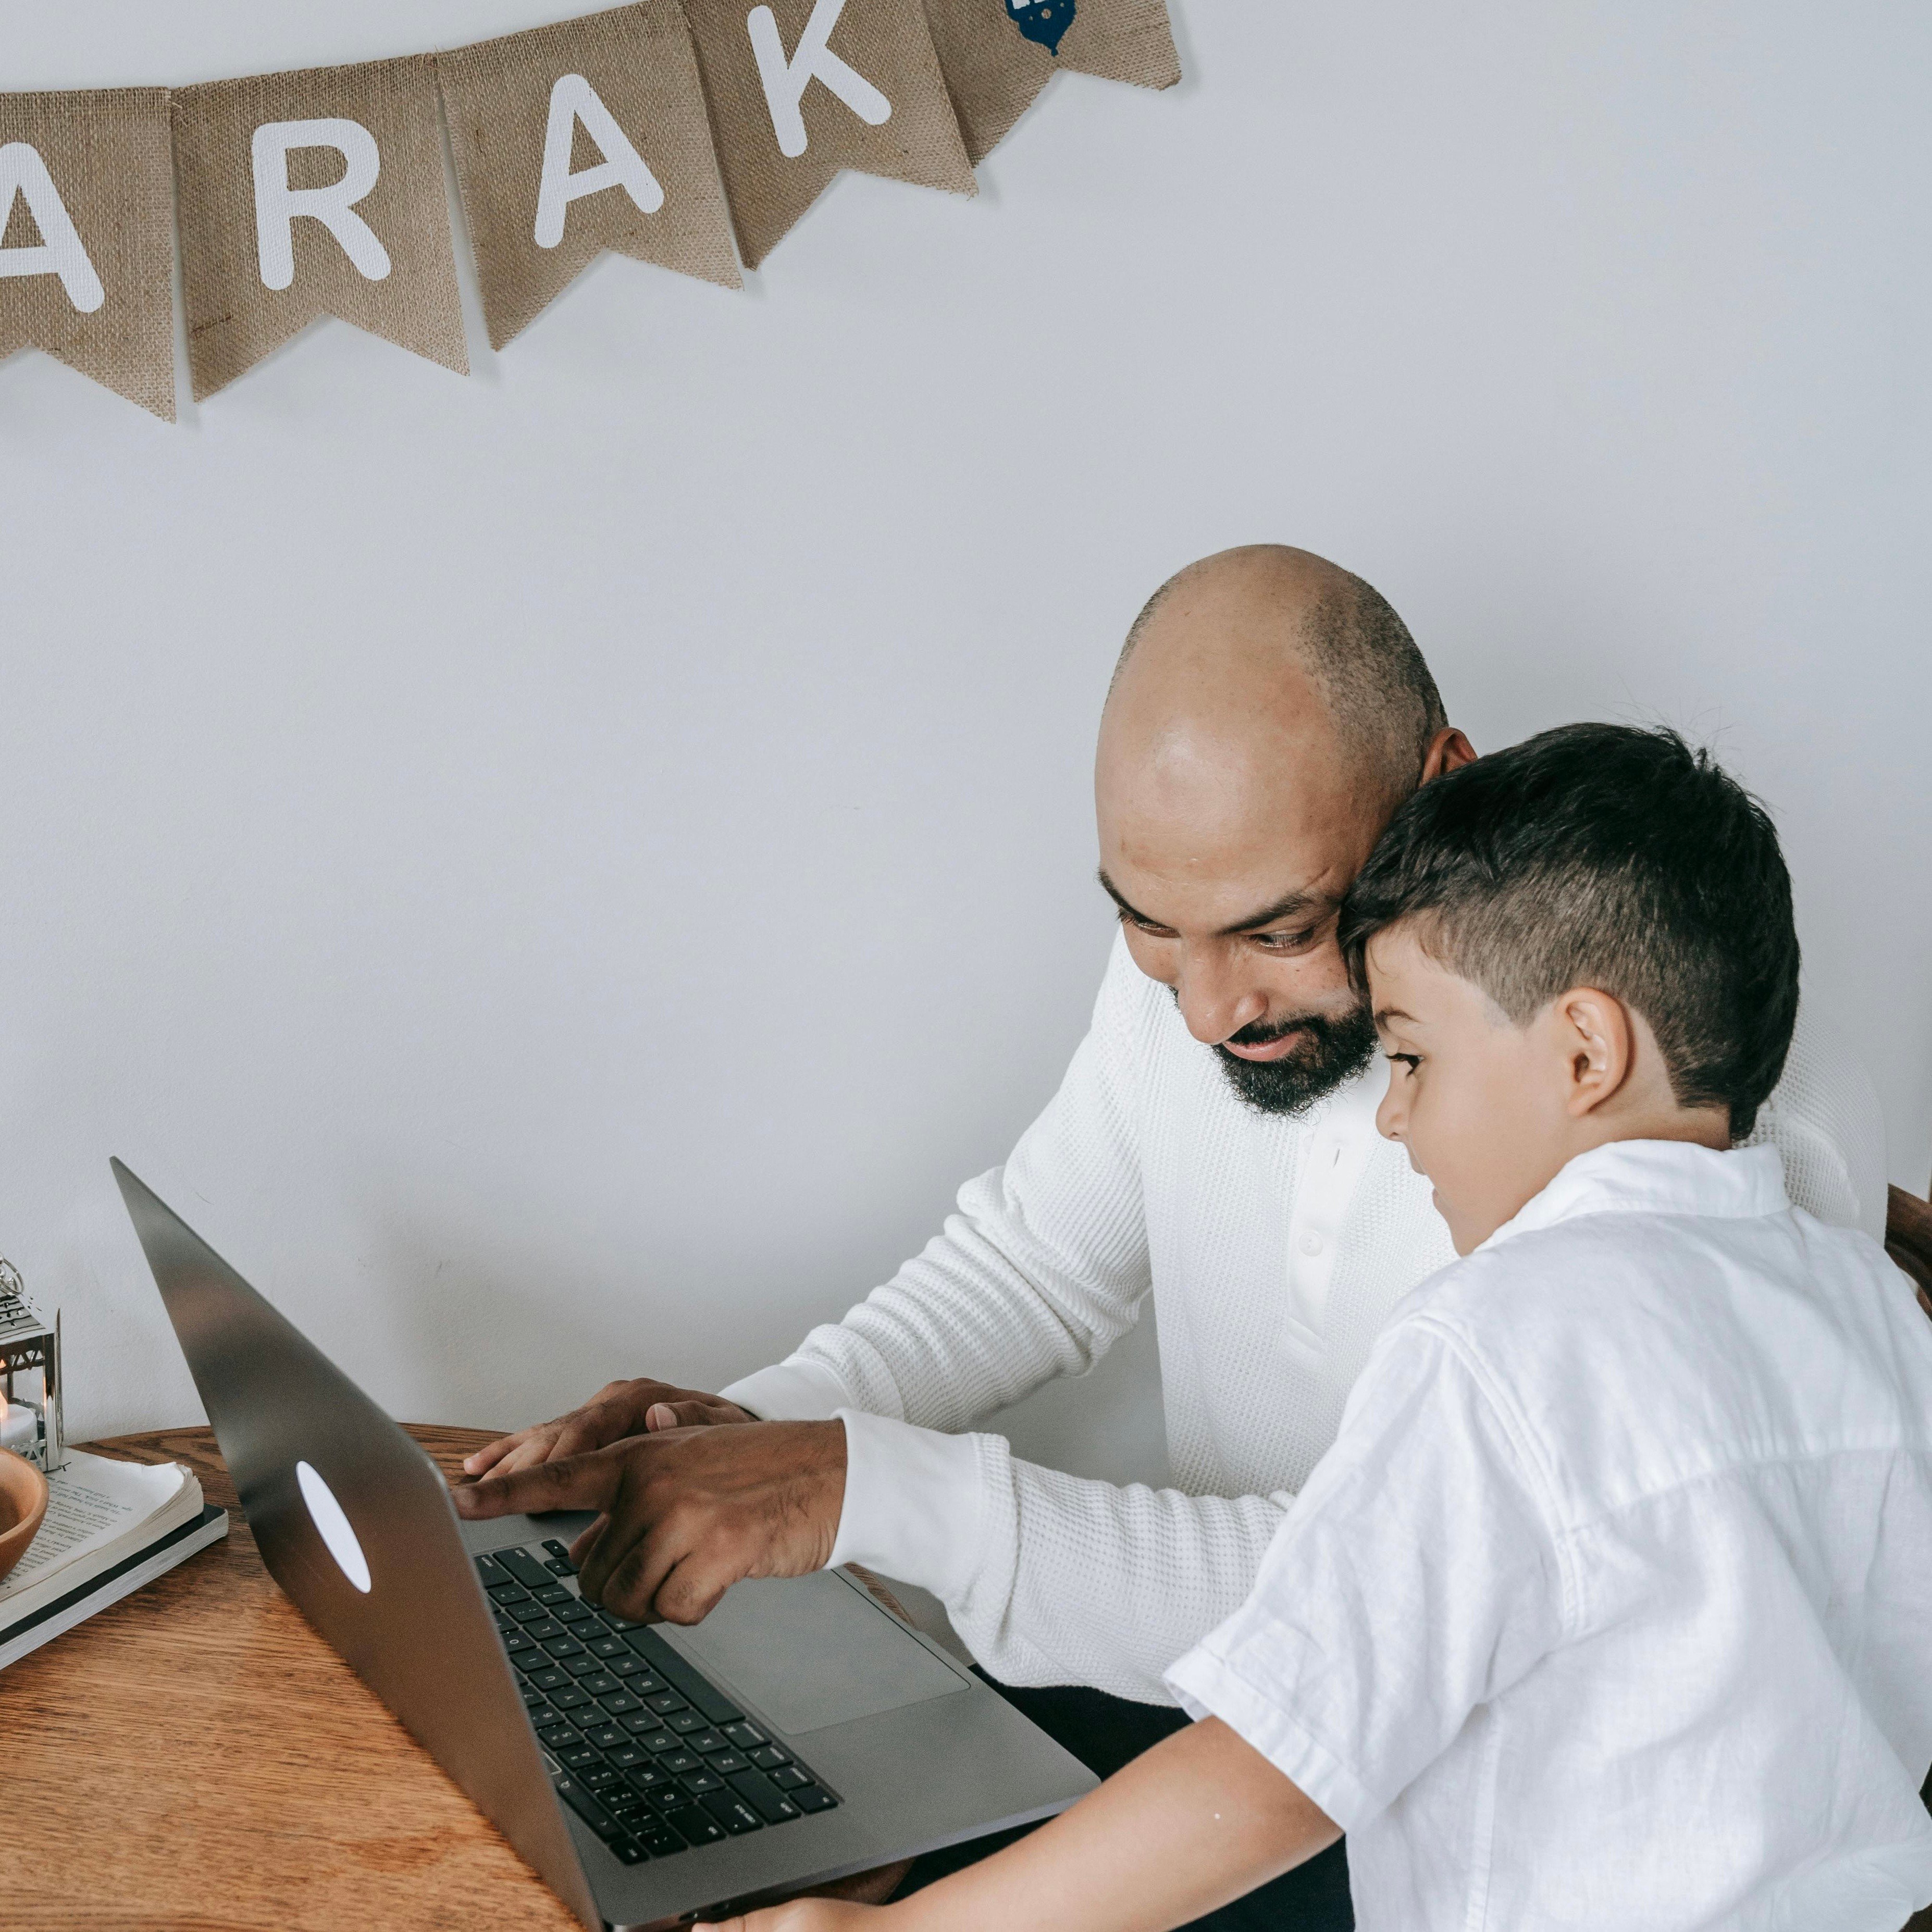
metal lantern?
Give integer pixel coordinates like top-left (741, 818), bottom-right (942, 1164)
top-left (0, 1260), bottom-right (63, 1472)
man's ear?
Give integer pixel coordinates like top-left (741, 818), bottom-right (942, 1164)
top-left (1420, 727), bottom-right (1477, 783)
top-left (1554, 987), bottom-right (1633, 1118)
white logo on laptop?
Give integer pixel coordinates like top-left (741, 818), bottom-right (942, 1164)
top-left (296, 1459), bottom-right (371, 1593)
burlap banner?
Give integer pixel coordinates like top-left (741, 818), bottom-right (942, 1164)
top-left (172, 57), bottom-right (467, 400)
top-left (0, 89), bottom-right (176, 420)
top-left (440, 3), bottom-right (740, 351)
top-left (923, 0), bottom-right (1181, 165)
top-left (682, 0), bottom-right (974, 270)
top-left (1, 3), bottom-right (1183, 416)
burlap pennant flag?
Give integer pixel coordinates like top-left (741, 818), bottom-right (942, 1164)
top-left (172, 57), bottom-right (467, 400)
top-left (682, 0), bottom-right (975, 270)
top-left (0, 89), bottom-right (177, 420)
top-left (439, 3), bottom-right (740, 351)
top-left (922, 0), bottom-right (1180, 164)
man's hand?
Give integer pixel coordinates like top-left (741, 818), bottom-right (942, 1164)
top-left (461, 1378), bottom-right (755, 1480)
top-left (453, 1419), bottom-right (847, 1625)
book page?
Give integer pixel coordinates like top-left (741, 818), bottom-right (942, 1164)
top-left (0, 1451), bottom-right (189, 1606)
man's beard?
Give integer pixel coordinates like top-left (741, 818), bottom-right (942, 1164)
top-left (1207, 999), bottom-right (1378, 1117)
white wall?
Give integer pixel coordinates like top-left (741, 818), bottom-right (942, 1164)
top-left (6, 4), bottom-right (1929, 1469)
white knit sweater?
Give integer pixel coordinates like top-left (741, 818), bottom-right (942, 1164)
top-left (723, 934), bottom-right (1888, 1703)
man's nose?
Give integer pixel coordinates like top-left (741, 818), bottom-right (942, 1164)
top-left (1175, 947), bottom-right (1268, 1046)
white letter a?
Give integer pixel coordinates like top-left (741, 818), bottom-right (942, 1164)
top-left (0, 142), bottom-right (105, 314)
top-left (747, 0), bottom-right (893, 160)
top-left (534, 75), bottom-right (666, 249)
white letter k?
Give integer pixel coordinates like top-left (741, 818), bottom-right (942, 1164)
top-left (746, 0), bottom-right (893, 160)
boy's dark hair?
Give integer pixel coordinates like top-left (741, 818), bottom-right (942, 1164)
top-left (1336, 723), bottom-right (1799, 1139)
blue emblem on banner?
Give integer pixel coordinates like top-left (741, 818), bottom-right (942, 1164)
top-left (1006, 0), bottom-right (1076, 57)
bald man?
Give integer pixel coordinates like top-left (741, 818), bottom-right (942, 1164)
top-left (459, 548), bottom-right (1885, 1928)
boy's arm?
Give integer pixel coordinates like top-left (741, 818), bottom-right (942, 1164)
top-left (698, 1718), bottom-right (1338, 1932)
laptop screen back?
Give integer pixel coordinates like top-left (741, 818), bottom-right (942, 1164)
top-left (111, 1159), bottom-right (601, 1931)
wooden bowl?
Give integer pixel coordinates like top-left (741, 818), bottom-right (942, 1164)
top-left (0, 1447), bottom-right (50, 1585)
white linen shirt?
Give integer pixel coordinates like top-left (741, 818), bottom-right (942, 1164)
top-left (723, 934), bottom-right (1888, 1701)
top-left (1167, 1141), bottom-right (1932, 1932)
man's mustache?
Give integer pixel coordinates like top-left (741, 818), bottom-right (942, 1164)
top-left (1223, 1013), bottom-right (1318, 1049)
top-left (1176, 987), bottom-right (1377, 1118)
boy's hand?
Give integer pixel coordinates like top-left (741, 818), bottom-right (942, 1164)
top-left (462, 1378), bottom-right (754, 1479)
top-left (702, 1722), bottom-right (1335, 1932)
top-left (707, 1720), bottom-right (1334, 1932)
top-left (697, 1900), bottom-right (882, 1931)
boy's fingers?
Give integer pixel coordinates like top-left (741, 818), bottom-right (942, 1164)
top-left (451, 1450), bottom-right (622, 1518)
top-left (695, 1906), bottom-right (844, 1931)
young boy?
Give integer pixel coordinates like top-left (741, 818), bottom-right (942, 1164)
top-left (704, 723), bottom-right (1932, 1932)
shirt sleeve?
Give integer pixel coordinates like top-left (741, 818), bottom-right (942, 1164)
top-left (721, 934), bottom-right (1154, 1430)
top-left (825, 1406), bottom-right (1291, 1703)
top-left (1165, 1322), bottom-right (1566, 1829)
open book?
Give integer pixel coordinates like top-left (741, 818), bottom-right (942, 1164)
top-left (0, 1449), bottom-right (227, 1667)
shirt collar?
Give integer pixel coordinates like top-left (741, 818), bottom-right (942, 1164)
top-left (1477, 1138), bottom-right (1791, 1254)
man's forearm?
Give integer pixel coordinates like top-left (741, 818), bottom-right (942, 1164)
top-left (882, 1718), bottom-right (1337, 1932)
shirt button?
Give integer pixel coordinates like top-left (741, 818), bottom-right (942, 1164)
top-left (1298, 1231), bottom-right (1324, 1257)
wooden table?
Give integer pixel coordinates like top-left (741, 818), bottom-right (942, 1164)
top-left (8, 1426), bottom-right (905, 1931)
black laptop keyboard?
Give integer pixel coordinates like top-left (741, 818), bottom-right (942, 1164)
top-left (476, 1542), bottom-right (839, 1867)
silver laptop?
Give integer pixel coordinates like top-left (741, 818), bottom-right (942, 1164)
top-left (113, 1159), bottom-right (1096, 1929)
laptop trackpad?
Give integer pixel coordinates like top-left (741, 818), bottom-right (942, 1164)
top-left (670, 1570), bottom-right (968, 1735)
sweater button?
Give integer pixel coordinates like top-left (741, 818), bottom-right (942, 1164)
top-left (1297, 1231), bottom-right (1324, 1257)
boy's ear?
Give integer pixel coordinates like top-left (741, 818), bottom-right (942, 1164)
top-left (1554, 987), bottom-right (1633, 1118)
